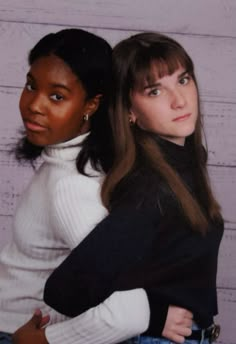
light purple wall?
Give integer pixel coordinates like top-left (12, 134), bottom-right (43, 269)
top-left (0, 1), bottom-right (235, 342)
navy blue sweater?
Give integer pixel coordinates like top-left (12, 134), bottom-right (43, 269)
top-left (44, 138), bottom-right (224, 336)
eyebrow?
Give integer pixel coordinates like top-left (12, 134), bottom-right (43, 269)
top-left (26, 72), bottom-right (71, 93)
top-left (143, 82), bottom-right (161, 90)
top-left (178, 70), bottom-right (189, 78)
top-left (143, 69), bottom-right (189, 90)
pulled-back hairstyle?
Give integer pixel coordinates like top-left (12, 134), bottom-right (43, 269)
top-left (15, 28), bottom-right (113, 173)
top-left (101, 32), bottom-right (221, 233)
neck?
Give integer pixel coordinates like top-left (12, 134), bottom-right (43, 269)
top-left (159, 135), bottom-right (185, 146)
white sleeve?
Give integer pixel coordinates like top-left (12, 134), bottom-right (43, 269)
top-left (51, 174), bottom-right (107, 249)
top-left (45, 289), bottom-right (150, 344)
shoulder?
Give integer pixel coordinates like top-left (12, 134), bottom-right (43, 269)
top-left (53, 171), bottom-right (104, 203)
top-left (112, 166), bottom-right (163, 210)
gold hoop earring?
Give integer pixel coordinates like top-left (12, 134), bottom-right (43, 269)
top-left (83, 114), bottom-right (89, 122)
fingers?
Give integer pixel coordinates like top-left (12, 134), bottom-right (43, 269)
top-left (170, 334), bottom-right (186, 344)
top-left (177, 316), bottom-right (193, 328)
top-left (40, 314), bottom-right (50, 327)
top-left (174, 307), bottom-right (193, 328)
top-left (34, 309), bottom-right (43, 317)
top-left (175, 306), bottom-right (193, 320)
top-left (33, 309), bottom-right (50, 328)
top-left (29, 309), bottom-right (50, 329)
top-left (162, 305), bottom-right (194, 343)
top-left (177, 326), bottom-right (192, 337)
top-left (183, 309), bottom-right (193, 320)
top-left (29, 309), bottom-right (43, 329)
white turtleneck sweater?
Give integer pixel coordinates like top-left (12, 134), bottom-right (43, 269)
top-left (0, 133), bottom-right (149, 344)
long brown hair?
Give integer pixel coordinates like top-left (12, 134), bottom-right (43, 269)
top-left (102, 32), bottom-right (221, 233)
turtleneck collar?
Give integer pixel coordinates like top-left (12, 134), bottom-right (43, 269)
top-left (154, 135), bottom-right (195, 170)
top-left (42, 132), bottom-right (89, 161)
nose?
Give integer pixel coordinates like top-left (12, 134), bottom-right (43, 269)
top-left (28, 93), bottom-right (45, 115)
top-left (170, 89), bottom-right (186, 109)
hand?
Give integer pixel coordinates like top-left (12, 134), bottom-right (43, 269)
top-left (162, 305), bottom-right (193, 344)
top-left (12, 309), bottom-right (50, 344)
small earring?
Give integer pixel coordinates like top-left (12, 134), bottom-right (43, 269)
top-left (83, 114), bottom-right (89, 122)
top-left (129, 117), bottom-right (135, 126)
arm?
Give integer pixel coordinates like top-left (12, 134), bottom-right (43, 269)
top-left (45, 289), bottom-right (150, 344)
top-left (12, 290), bottom-right (150, 344)
top-left (45, 294), bottom-right (192, 344)
top-left (12, 310), bottom-right (50, 344)
top-left (45, 207), bottom-right (193, 340)
top-left (44, 207), bottom-right (160, 316)
top-left (12, 292), bottom-right (192, 344)
top-left (12, 206), bottom-right (192, 344)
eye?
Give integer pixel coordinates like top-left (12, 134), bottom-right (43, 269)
top-left (179, 76), bottom-right (190, 85)
top-left (149, 88), bottom-right (161, 96)
top-left (25, 82), bottom-right (35, 91)
top-left (50, 94), bottom-right (64, 101)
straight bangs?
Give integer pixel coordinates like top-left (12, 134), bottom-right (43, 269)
top-left (131, 45), bottom-right (194, 91)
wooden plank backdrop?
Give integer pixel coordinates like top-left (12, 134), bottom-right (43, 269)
top-left (0, 1), bottom-right (235, 343)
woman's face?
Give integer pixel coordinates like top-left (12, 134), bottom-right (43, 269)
top-left (19, 55), bottom-right (96, 146)
top-left (129, 66), bottom-right (198, 145)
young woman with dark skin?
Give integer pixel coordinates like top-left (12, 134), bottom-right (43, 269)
top-left (41, 32), bottom-right (223, 344)
top-left (0, 29), bottom-right (187, 344)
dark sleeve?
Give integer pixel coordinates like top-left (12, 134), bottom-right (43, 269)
top-left (44, 206), bottom-right (161, 317)
top-left (144, 292), bottom-right (169, 336)
top-left (113, 263), bottom-right (170, 336)
top-left (111, 215), bottom-right (186, 336)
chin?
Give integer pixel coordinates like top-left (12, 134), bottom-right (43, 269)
top-left (180, 124), bottom-right (196, 138)
top-left (26, 135), bottom-right (46, 147)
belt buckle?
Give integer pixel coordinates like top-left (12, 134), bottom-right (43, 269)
top-left (210, 324), bottom-right (220, 342)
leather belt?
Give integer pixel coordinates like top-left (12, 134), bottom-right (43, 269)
top-left (188, 324), bottom-right (220, 342)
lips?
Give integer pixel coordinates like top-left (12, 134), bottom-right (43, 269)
top-left (172, 113), bottom-right (191, 122)
top-left (24, 120), bottom-right (47, 132)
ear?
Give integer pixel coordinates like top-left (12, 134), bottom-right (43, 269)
top-left (128, 109), bottom-right (137, 124)
top-left (85, 94), bottom-right (102, 118)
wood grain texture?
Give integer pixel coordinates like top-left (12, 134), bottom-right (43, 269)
top-left (209, 166), bottom-right (236, 230)
top-left (0, 154), bottom-right (34, 215)
top-left (203, 102), bottom-right (236, 167)
top-left (0, 1), bottom-right (235, 342)
top-left (216, 289), bottom-right (236, 344)
top-left (0, 0), bottom-right (236, 36)
top-left (1, 22), bottom-right (236, 103)
top-left (217, 230), bottom-right (236, 288)
top-left (0, 215), bottom-right (13, 250)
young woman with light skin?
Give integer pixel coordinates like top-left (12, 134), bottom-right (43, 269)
top-left (129, 66), bottom-right (198, 146)
top-left (0, 29), bottom-right (190, 344)
top-left (41, 32), bottom-right (223, 344)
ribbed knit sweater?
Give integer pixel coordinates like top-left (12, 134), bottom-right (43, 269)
top-left (0, 133), bottom-right (150, 343)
